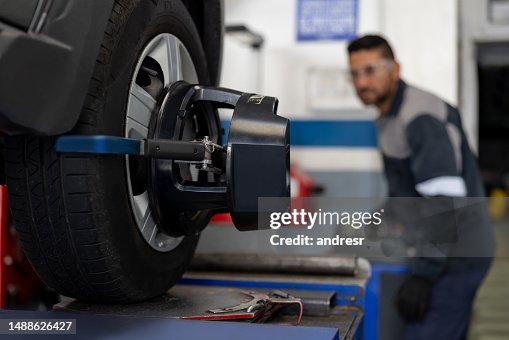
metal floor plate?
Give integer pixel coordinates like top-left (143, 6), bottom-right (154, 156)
top-left (53, 284), bottom-right (362, 339)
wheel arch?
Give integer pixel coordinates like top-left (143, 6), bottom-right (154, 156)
top-left (181, 0), bottom-right (223, 86)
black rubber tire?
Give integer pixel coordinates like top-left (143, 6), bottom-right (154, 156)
top-left (4, 0), bottom-right (211, 303)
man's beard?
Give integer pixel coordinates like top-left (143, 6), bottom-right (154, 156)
top-left (373, 92), bottom-right (391, 107)
top-left (359, 89), bottom-right (391, 107)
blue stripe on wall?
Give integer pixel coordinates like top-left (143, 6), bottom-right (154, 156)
top-left (290, 120), bottom-right (377, 147)
top-left (221, 120), bottom-right (377, 147)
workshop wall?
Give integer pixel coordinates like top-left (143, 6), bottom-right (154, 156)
top-left (220, 0), bottom-right (458, 197)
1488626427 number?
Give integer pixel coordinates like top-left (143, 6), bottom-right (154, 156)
top-left (7, 320), bottom-right (74, 332)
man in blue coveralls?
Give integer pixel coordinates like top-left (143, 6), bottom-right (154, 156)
top-left (347, 35), bottom-right (494, 339)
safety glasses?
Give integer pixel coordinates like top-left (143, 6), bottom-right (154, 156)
top-left (349, 60), bottom-right (393, 81)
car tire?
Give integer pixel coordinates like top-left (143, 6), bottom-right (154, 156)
top-left (4, 0), bottom-right (215, 302)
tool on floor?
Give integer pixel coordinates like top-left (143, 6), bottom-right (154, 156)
top-left (181, 290), bottom-right (303, 324)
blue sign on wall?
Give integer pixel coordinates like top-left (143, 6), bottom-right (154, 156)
top-left (297, 0), bottom-right (358, 41)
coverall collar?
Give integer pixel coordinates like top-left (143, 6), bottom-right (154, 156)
top-left (385, 79), bottom-right (407, 117)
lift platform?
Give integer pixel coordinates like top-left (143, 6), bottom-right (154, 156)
top-left (44, 256), bottom-right (368, 339)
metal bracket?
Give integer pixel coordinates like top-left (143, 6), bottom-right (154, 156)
top-left (55, 82), bottom-right (290, 234)
top-left (57, 135), bottom-right (222, 162)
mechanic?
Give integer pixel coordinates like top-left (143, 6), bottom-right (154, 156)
top-left (346, 35), bottom-right (494, 339)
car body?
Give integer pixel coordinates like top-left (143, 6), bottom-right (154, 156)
top-left (0, 0), bottom-right (223, 136)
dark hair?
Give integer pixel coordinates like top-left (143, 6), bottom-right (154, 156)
top-left (347, 35), bottom-right (395, 60)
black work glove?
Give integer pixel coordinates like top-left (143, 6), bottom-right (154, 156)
top-left (395, 275), bottom-right (433, 323)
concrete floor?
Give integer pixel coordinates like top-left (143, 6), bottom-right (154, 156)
top-left (469, 220), bottom-right (509, 340)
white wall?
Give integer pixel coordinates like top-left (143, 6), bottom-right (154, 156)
top-left (380, 0), bottom-right (458, 106)
top-left (221, 0), bottom-right (459, 117)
